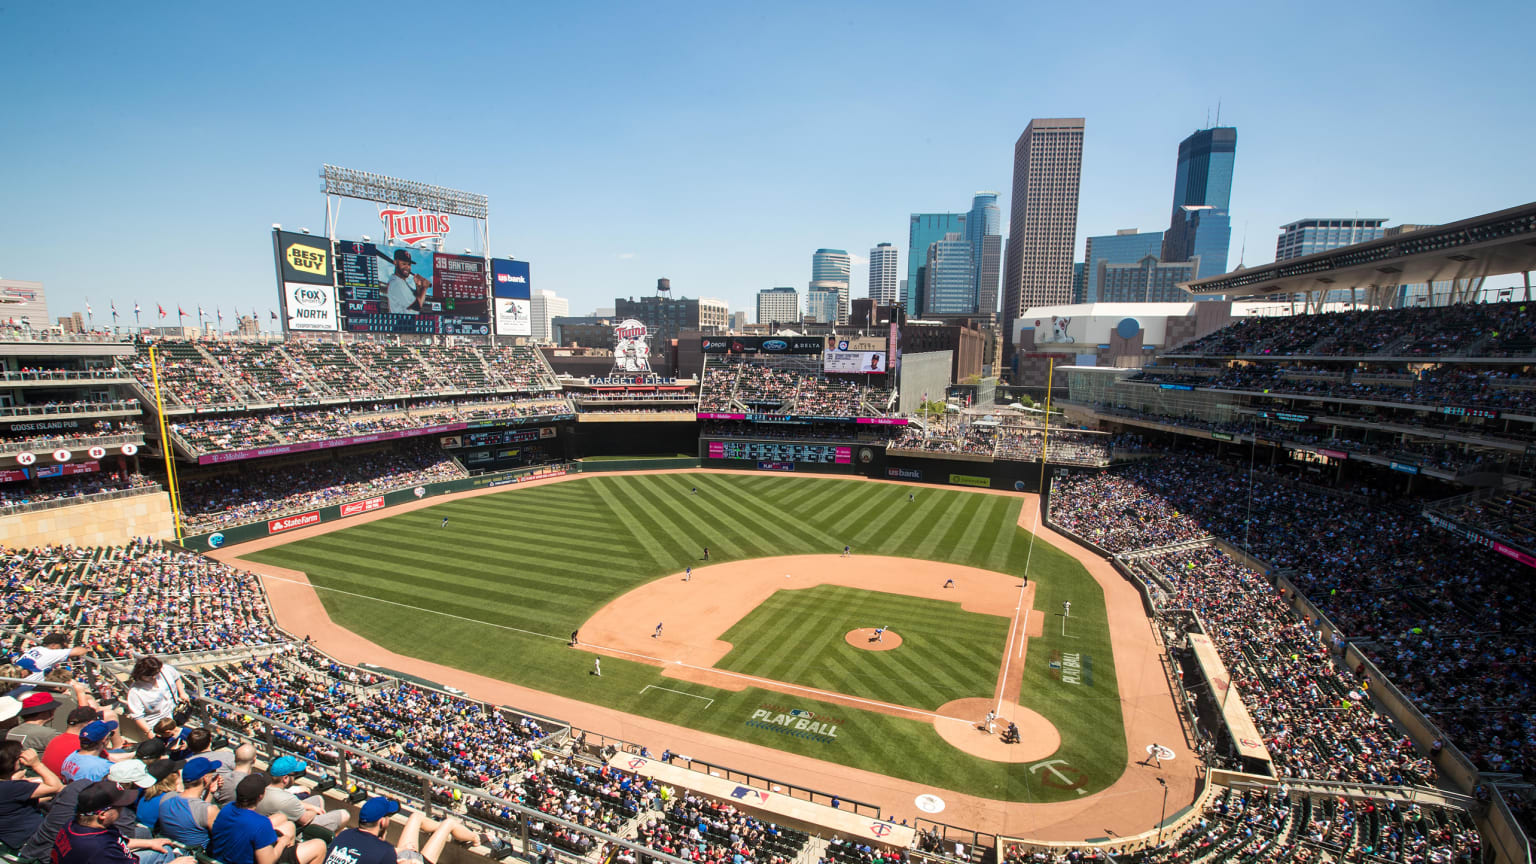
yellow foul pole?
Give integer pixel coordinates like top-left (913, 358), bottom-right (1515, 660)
top-left (147, 345), bottom-right (184, 543)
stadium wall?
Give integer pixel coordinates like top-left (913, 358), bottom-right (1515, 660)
top-left (574, 420), bottom-right (701, 458)
top-left (178, 466), bottom-right (567, 552)
top-left (0, 490), bottom-right (174, 547)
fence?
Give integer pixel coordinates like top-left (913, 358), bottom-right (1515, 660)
top-left (0, 399), bottom-right (140, 418)
top-left (0, 432), bottom-right (144, 456)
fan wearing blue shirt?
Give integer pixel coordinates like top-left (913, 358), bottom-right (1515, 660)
top-left (209, 774), bottom-right (326, 864)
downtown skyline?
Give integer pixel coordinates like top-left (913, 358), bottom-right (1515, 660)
top-left (3, 2), bottom-right (1533, 327)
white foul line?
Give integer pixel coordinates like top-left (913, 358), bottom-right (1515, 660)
top-left (640, 685), bottom-right (714, 708)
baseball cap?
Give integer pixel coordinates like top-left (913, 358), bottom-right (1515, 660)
top-left (392, 249), bottom-right (414, 263)
top-left (182, 756), bottom-right (220, 783)
top-left (0, 696), bottom-right (20, 722)
top-left (147, 759), bottom-right (186, 784)
top-left (76, 780), bottom-right (139, 814)
top-left (135, 739), bottom-right (167, 761)
top-left (269, 755), bottom-right (307, 777)
top-left (19, 692), bottom-right (59, 716)
top-left (68, 706), bottom-right (101, 726)
top-left (358, 797), bottom-right (400, 825)
top-left (108, 759), bottom-right (157, 789)
top-left (79, 719), bottom-right (118, 745)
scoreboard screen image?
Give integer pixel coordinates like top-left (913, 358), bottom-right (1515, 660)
top-left (706, 441), bottom-right (852, 464)
top-left (334, 241), bottom-right (491, 335)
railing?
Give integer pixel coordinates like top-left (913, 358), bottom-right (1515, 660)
top-left (0, 368), bottom-right (131, 382)
top-left (0, 482), bottom-right (162, 517)
top-left (0, 330), bottom-right (131, 344)
top-left (0, 399), bottom-right (140, 418)
top-left (0, 431), bottom-right (144, 456)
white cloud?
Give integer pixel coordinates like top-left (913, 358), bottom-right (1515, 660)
top-left (618, 252), bottom-right (636, 260)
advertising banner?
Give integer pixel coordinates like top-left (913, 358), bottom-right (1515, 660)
top-left (34, 461), bottom-right (100, 479)
top-left (491, 259), bottom-right (532, 337)
top-left (339, 496), bottom-right (386, 517)
top-left (274, 230), bottom-right (339, 332)
top-left (268, 511), bottom-right (322, 534)
top-left (334, 240), bottom-right (490, 335)
top-left (949, 473), bottom-right (991, 488)
top-left (823, 351), bottom-right (887, 374)
top-left (613, 320), bottom-right (652, 373)
top-left (700, 336), bottom-right (825, 355)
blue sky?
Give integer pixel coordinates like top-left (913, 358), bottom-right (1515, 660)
top-left (3, 1), bottom-right (1533, 328)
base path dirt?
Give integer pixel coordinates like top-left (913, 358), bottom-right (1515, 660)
top-left (845, 628), bottom-right (901, 650)
top-left (222, 468), bottom-right (1199, 840)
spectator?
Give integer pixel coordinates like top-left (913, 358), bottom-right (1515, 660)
top-left (156, 756), bottom-right (224, 848)
top-left (209, 774), bottom-right (326, 864)
top-left (60, 720), bottom-right (119, 783)
top-left (43, 707), bottom-right (112, 777)
top-left (0, 740), bottom-right (62, 848)
top-left (323, 797), bottom-right (464, 864)
top-left (125, 656), bottom-right (188, 738)
top-left (258, 756), bottom-right (348, 835)
top-left (6, 692), bottom-right (62, 750)
top-left (51, 780), bottom-right (192, 864)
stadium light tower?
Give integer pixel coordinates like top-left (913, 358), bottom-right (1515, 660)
top-left (319, 164), bottom-right (490, 258)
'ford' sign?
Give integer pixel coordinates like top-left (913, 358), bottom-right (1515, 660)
top-left (762, 339), bottom-right (787, 352)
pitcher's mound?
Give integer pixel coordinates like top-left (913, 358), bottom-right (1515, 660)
top-left (845, 628), bottom-right (902, 650)
top-left (933, 697), bottom-right (1060, 762)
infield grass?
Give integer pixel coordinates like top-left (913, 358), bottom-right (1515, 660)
top-left (717, 585), bottom-right (1009, 711)
top-left (245, 471), bottom-right (1126, 802)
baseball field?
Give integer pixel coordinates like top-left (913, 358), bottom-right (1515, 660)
top-left (241, 472), bottom-right (1128, 803)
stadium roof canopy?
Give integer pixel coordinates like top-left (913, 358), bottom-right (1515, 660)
top-left (1181, 201), bottom-right (1536, 301)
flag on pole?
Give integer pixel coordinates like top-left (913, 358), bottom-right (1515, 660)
top-left (216, 307), bottom-right (223, 322)
top-left (111, 301), bottom-right (119, 322)
top-left (85, 298), bottom-right (93, 316)
top-left (158, 304), bottom-right (166, 319)
top-left (270, 310), bottom-right (278, 321)
top-left (178, 306), bottom-right (187, 319)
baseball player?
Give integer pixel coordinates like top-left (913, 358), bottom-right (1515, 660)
top-left (984, 711), bottom-right (996, 734)
top-left (385, 249), bottom-right (430, 314)
top-left (653, 622), bottom-right (663, 639)
top-left (684, 566), bottom-right (691, 582)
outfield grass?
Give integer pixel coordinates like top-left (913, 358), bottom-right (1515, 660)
top-left (716, 585), bottom-right (1009, 711)
top-left (245, 472), bottom-right (1126, 801)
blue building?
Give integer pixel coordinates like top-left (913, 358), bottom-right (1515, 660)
top-left (923, 233), bottom-right (976, 315)
top-left (966, 193), bottom-right (1002, 319)
top-left (1162, 127), bottom-right (1236, 280)
top-left (907, 213), bottom-right (967, 315)
top-left (1083, 229), bottom-right (1164, 303)
top-left (1274, 218), bottom-right (1388, 260)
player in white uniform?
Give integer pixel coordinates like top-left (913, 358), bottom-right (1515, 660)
top-left (385, 248), bottom-right (429, 314)
top-left (14, 633), bottom-right (89, 682)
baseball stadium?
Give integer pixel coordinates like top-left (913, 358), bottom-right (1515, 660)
top-left (4, 196), bottom-right (1536, 864)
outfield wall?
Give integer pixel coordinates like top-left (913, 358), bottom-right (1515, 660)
top-left (178, 465), bottom-right (569, 552)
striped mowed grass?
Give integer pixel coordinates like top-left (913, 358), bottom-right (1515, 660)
top-left (244, 472), bottom-right (1127, 801)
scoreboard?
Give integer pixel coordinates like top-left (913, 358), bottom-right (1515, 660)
top-left (706, 441), bottom-right (851, 464)
top-left (333, 241), bottom-right (491, 335)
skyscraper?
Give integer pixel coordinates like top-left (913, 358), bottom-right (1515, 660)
top-left (1098, 255), bottom-right (1198, 303)
top-left (907, 213), bottom-right (967, 316)
top-left (1274, 218), bottom-right (1388, 260)
top-left (923, 233), bottom-right (977, 316)
top-left (810, 248), bottom-right (851, 324)
top-left (1083, 229), bottom-right (1164, 303)
top-left (966, 193), bottom-right (1002, 321)
top-left (1162, 127), bottom-right (1237, 280)
top-left (806, 289), bottom-right (839, 324)
top-left (868, 243), bottom-right (899, 305)
top-left (756, 286), bottom-right (800, 325)
top-left (1002, 118), bottom-right (1085, 352)
top-left (530, 289), bottom-right (569, 343)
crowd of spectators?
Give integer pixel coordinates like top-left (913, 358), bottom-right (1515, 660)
top-left (1050, 459), bottom-right (1536, 782)
top-left (2, 540), bottom-right (283, 661)
top-left (890, 423), bottom-right (1111, 466)
top-left (700, 358), bottom-right (879, 417)
top-left (167, 395), bottom-right (572, 456)
top-left (0, 419), bottom-right (144, 451)
top-left (1170, 301), bottom-right (1536, 358)
top-left (1132, 362), bottom-right (1536, 413)
top-left (1149, 545), bottom-right (1436, 785)
top-left (178, 441), bottom-right (467, 531)
top-left (120, 339), bottom-right (561, 409)
top-left (1004, 784), bottom-right (1479, 864)
top-left (0, 472), bottom-right (158, 513)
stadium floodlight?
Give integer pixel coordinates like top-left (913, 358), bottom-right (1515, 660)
top-left (321, 164), bottom-right (489, 220)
